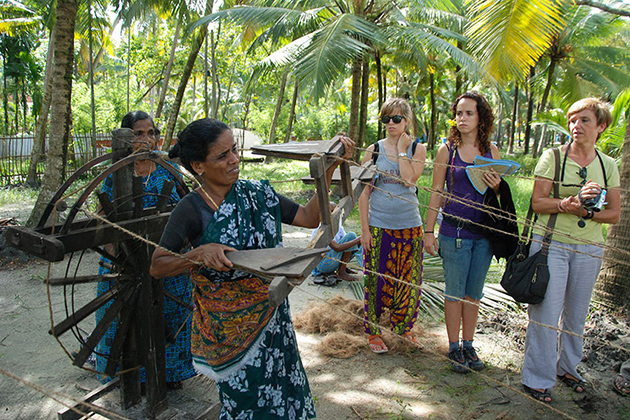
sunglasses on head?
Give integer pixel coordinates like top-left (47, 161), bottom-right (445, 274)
top-left (380, 115), bottom-right (404, 124)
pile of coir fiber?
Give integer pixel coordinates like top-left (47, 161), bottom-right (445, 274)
top-left (293, 295), bottom-right (423, 358)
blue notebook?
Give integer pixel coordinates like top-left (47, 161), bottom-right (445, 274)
top-left (465, 156), bottom-right (521, 194)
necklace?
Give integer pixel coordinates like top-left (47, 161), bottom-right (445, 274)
top-left (199, 184), bottom-right (220, 210)
top-left (134, 161), bottom-right (155, 188)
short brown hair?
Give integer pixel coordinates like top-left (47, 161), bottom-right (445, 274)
top-left (567, 97), bottom-right (612, 129)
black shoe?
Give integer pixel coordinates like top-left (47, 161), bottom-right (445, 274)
top-left (448, 347), bottom-right (469, 373)
top-left (462, 346), bottom-right (484, 371)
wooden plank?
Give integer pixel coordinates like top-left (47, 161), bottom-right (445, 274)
top-left (250, 139), bottom-right (338, 160)
top-left (57, 378), bottom-right (120, 420)
top-left (225, 247), bottom-right (326, 279)
top-left (195, 402), bottom-right (222, 420)
top-left (268, 276), bottom-right (293, 307)
top-left (310, 155), bottom-right (332, 230)
top-left (47, 273), bottom-right (131, 286)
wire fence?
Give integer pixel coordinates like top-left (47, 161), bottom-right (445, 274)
top-left (0, 133), bottom-right (112, 185)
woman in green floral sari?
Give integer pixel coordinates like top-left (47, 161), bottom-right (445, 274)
top-left (151, 118), bottom-right (354, 419)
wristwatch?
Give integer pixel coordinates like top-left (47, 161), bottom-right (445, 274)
top-left (584, 209), bottom-right (595, 220)
top-left (398, 152), bottom-right (407, 158)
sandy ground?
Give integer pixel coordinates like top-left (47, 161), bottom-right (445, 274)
top-left (1, 208), bottom-right (630, 419)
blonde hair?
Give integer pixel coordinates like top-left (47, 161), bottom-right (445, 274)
top-left (380, 98), bottom-right (413, 135)
top-left (567, 97), bottom-right (613, 130)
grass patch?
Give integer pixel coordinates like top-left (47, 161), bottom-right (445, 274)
top-left (0, 185), bottom-right (39, 208)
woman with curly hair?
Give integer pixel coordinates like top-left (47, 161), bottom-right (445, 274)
top-left (424, 92), bottom-right (501, 372)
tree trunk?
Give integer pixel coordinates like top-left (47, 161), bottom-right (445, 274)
top-left (429, 72), bottom-right (437, 150)
top-left (88, 1), bottom-right (97, 158)
top-left (495, 103), bottom-right (503, 148)
top-left (455, 40), bottom-right (463, 97)
top-left (211, 24), bottom-right (221, 119)
top-left (155, 20), bottom-right (181, 120)
top-left (204, 30), bottom-right (208, 117)
top-left (162, 0), bottom-right (212, 150)
top-left (126, 27), bottom-right (131, 113)
top-left (507, 83), bottom-right (518, 155)
top-left (348, 56), bottom-right (362, 160)
top-left (27, 0), bottom-right (77, 227)
top-left (269, 69), bottom-right (288, 145)
top-left (595, 112), bottom-right (630, 312)
top-left (375, 51), bottom-right (384, 140)
top-left (27, 29), bottom-right (55, 186)
top-left (524, 66), bottom-right (535, 155)
top-left (284, 78), bottom-right (298, 143)
top-left (357, 56), bottom-right (370, 152)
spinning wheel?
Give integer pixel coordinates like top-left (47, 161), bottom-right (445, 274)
top-left (6, 128), bottom-right (191, 417)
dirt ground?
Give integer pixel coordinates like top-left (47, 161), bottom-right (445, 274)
top-left (1, 202), bottom-right (630, 419)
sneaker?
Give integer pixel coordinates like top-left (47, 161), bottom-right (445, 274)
top-left (463, 346), bottom-right (484, 371)
top-left (448, 347), bottom-right (469, 373)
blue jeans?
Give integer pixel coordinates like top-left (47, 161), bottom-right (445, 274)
top-left (439, 234), bottom-right (493, 301)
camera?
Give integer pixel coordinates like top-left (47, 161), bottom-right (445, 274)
top-left (581, 188), bottom-right (607, 212)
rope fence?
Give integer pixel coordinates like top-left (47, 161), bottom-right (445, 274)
top-left (1, 144), bottom-right (628, 418)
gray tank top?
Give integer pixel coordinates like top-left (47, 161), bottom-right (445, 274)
top-left (369, 140), bottom-right (422, 229)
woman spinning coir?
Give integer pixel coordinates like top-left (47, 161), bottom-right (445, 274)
top-left (150, 118), bottom-right (354, 418)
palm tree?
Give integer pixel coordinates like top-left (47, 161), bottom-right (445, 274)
top-left (27, 0), bottom-right (77, 226)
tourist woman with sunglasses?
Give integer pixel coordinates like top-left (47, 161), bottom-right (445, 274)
top-left (424, 92), bottom-right (501, 373)
top-left (521, 98), bottom-right (620, 403)
top-left (359, 97), bottom-right (427, 353)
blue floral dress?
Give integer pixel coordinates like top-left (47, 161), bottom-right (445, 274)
top-left (95, 163), bottom-right (195, 384)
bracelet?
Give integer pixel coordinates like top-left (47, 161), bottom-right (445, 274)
top-left (583, 209), bottom-right (595, 220)
top-left (425, 230), bottom-right (434, 233)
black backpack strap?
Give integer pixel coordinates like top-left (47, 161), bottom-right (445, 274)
top-left (372, 141), bottom-right (380, 165)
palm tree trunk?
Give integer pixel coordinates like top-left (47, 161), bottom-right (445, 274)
top-left (155, 20), bottom-right (181, 120)
top-left (88, 1), bottom-right (97, 158)
top-left (204, 31), bottom-right (208, 117)
top-left (27, 0), bottom-right (77, 227)
top-left (284, 78), bottom-right (298, 143)
top-left (524, 66), bottom-right (535, 155)
top-left (348, 56), bottom-right (362, 159)
top-left (429, 72), bottom-right (437, 150)
top-left (162, 0), bottom-right (212, 150)
top-left (269, 69), bottom-right (288, 145)
top-left (375, 51), bottom-right (384, 139)
top-left (211, 24), bottom-right (221, 119)
top-left (27, 29), bottom-right (55, 186)
top-left (507, 83), bottom-right (518, 154)
top-left (595, 112), bottom-right (630, 312)
top-left (357, 56), bottom-right (370, 151)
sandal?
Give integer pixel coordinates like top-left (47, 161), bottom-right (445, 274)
top-left (368, 335), bottom-right (388, 354)
top-left (523, 385), bottom-right (552, 403)
top-left (613, 374), bottom-right (630, 396)
top-left (166, 381), bottom-right (183, 390)
top-left (558, 374), bottom-right (586, 393)
top-left (401, 331), bottom-right (418, 343)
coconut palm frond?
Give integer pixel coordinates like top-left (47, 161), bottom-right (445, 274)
top-left (465, 0), bottom-right (566, 82)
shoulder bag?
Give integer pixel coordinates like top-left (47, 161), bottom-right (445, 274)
top-left (500, 148), bottom-right (560, 304)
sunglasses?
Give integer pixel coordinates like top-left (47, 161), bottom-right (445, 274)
top-left (380, 115), bottom-right (404, 124)
top-left (562, 166), bottom-right (588, 188)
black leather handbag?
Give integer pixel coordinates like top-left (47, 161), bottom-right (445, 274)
top-left (501, 148), bottom-right (560, 304)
